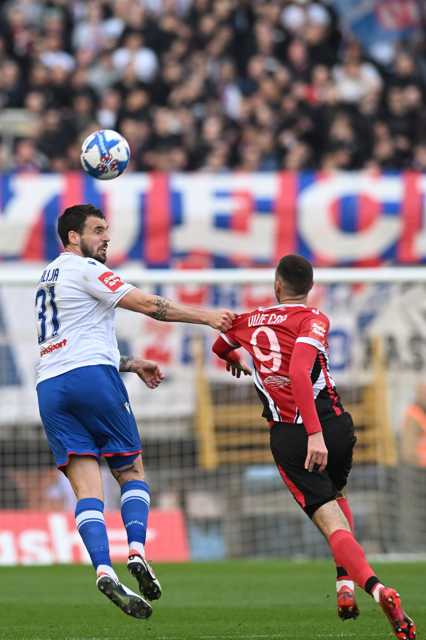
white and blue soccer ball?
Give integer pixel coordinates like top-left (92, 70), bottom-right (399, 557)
top-left (80, 129), bottom-right (130, 180)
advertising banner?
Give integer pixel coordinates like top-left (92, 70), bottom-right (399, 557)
top-left (0, 171), bottom-right (425, 267)
top-left (0, 509), bottom-right (189, 565)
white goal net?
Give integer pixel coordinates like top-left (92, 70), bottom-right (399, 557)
top-left (0, 266), bottom-right (425, 561)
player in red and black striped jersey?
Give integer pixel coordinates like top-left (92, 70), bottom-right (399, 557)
top-left (217, 294), bottom-right (343, 428)
top-left (212, 255), bottom-right (415, 640)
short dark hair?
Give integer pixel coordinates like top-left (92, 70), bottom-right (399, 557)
top-left (57, 204), bottom-right (105, 247)
top-left (276, 254), bottom-right (313, 296)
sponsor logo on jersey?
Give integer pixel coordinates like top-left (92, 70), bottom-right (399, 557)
top-left (99, 271), bottom-right (125, 292)
top-left (310, 322), bottom-right (326, 337)
top-left (40, 338), bottom-right (67, 357)
top-left (264, 374), bottom-right (290, 389)
top-left (124, 401), bottom-right (131, 414)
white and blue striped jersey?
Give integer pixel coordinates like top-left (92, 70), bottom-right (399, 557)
top-left (35, 252), bottom-right (134, 383)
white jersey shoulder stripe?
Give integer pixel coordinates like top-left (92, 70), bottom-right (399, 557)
top-left (296, 336), bottom-right (326, 352)
top-left (220, 332), bottom-right (239, 348)
top-left (258, 303), bottom-right (307, 311)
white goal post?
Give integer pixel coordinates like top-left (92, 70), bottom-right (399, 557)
top-left (1, 265), bottom-right (426, 285)
top-left (0, 265), bottom-right (425, 561)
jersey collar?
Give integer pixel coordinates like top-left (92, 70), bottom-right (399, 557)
top-left (258, 303), bottom-right (307, 310)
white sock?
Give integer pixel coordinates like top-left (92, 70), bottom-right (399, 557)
top-left (129, 541), bottom-right (145, 557)
top-left (336, 579), bottom-right (355, 592)
top-left (96, 564), bottom-right (119, 583)
top-left (371, 583), bottom-right (385, 603)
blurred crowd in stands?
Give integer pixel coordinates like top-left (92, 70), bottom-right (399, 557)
top-left (0, 0), bottom-right (425, 173)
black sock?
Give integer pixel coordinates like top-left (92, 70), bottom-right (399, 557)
top-left (365, 576), bottom-right (380, 595)
top-left (336, 566), bottom-right (350, 580)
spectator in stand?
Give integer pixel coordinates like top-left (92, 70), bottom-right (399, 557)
top-left (369, 121), bottom-right (398, 170)
top-left (413, 144), bottom-right (426, 172)
top-left (112, 32), bottom-right (158, 83)
top-left (333, 41), bottom-right (382, 104)
top-left (12, 138), bottom-right (48, 172)
top-left (96, 88), bottom-right (120, 130)
top-left (38, 33), bottom-right (75, 72)
top-left (0, 59), bottom-right (25, 108)
top-left (0, 0), bottom-right (424, 173)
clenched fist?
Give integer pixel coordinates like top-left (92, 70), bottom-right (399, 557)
top-left (207, 309), bottom-right (235, 332)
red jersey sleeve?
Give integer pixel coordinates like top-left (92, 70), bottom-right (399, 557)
top-left (296, 310), bottom-right (330, 352)
top-left (218, 313), bottom-right (244, 349)
top-left (212, 313), bottom-right (244, 361)
top-left (289, 342), bottom-right (322, 435)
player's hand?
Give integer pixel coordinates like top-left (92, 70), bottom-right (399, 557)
top-left (305, 431), bottom-right (328, 473)
top-left (132, 359), bottom-right (165, 389)
top-left (207, 309), bottom-right (235, 332)
top-left (226, 360), bottom-right (252, 378)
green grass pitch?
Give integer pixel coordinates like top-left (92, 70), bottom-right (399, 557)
top-left (0, 560), bottom-right (424, 639)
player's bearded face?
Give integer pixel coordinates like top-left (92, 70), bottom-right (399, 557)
top-left (79, 217), bottom-right (110, 263)
top-left (80, 237), bottom-right (108, 263)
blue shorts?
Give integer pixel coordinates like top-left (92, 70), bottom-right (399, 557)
top-left (37, 365), bottom-right (142, 470)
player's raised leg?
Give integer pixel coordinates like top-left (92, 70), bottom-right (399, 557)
top-left (314, 500), bottom-right (416, 640)
top-left (335, 494), bottom-right (359, 620)
top-left (109, 454), bottom-right (162, 600)
top-left (66, 455), bottom-right (152, 619)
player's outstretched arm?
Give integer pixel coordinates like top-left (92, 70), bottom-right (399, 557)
top-left (120, 356), bottom-right (165, 389)
top-left (117, 288), bottom-right (234, 331)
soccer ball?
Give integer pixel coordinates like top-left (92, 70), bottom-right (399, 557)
top-left (80, 129), bottom-right (130, 180)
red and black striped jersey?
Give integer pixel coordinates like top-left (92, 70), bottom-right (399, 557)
top-left (220, 303), bottom-right (344, 424)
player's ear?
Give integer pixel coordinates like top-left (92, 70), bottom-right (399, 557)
top-left (274, 276), bottom-right (282, 302)
top-left (68, 229), bottom-right (80, 246)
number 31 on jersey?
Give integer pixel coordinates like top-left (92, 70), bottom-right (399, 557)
top-left (35, 286), bottom-right (60, 344)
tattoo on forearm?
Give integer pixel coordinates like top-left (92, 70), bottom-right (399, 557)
top-left (151, 296), bottom-right (171, 321)
top-left (119, 356), bottom-right (133, 372)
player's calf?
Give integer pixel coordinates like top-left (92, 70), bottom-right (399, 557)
top-left (96, 574), bottom-right (152, 619)
top-left (128, 553), bottom-right (162, 600)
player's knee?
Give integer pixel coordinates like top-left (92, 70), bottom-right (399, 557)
top-left (112, 463), bottom-right (144, 484)
top-left (311, 499), bottom-right (351, 538)
top-left (109, 454), bottom-right (145, 484)
top-left (65, 455), bottom-right (103, 500)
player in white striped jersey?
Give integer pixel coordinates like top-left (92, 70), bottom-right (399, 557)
top-left (35, 203), bottom-right (234, 618)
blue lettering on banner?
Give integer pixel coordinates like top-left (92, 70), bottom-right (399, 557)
top-left (328, 329), bottom-right (351, 372)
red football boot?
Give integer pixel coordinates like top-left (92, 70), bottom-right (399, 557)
top-left (379, 587), bottom-right (416, 640)
top-left (337, 585), bottom-right (360, 620)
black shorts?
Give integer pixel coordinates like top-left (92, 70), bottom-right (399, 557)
top-left (270, 412), bottom-right (356, 518)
